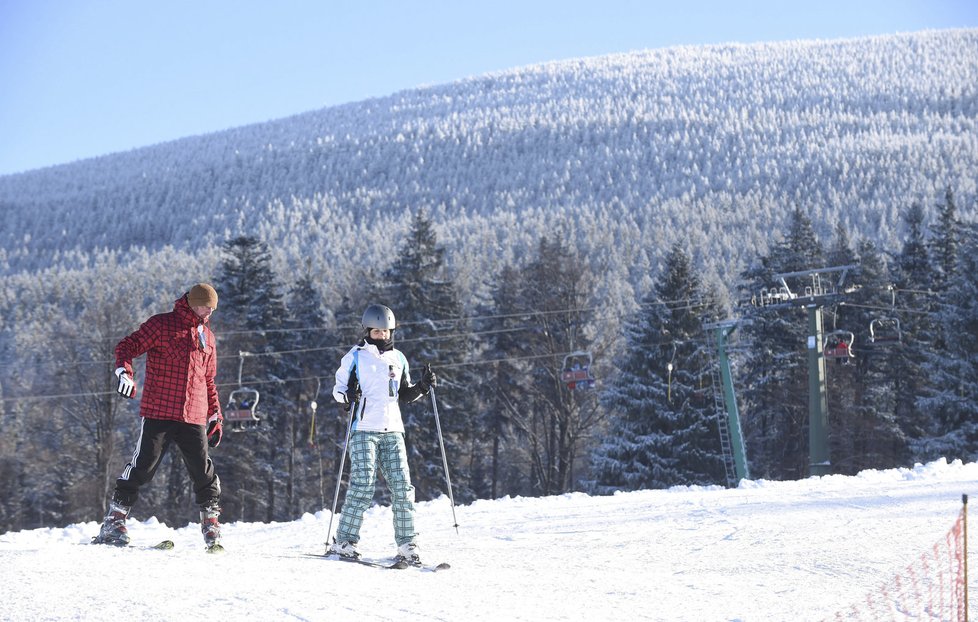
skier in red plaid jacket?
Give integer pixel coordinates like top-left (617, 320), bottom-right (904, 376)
top-left (93, 283), bottom-right (225, 550)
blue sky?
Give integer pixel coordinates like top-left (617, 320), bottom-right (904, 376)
top-left (1, 0), bottom-right (976, 176)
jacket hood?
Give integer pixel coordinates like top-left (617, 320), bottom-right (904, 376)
top-left (173, 295), bottom-right (207, 327)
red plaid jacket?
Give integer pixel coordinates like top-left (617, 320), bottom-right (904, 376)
top-left (115, 295), bottom-right (220, 425)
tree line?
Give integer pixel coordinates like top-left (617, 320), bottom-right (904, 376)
top-left (1, 190), bottom-right (976, 534)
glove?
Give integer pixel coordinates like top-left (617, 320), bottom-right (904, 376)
top-left (334, 389), bottom-right (361, 412)
top-left (115, 367), bottom-right (136, 398)
top-left (207, 413), bottom-right (223, 448)
top-left (419, 364), bottom-right (437, 391)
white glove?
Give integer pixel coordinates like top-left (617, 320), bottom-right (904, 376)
top-left (115, 367), bottom-right (135, 398)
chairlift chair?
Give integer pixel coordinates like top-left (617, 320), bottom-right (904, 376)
top-left (560, 351), bottom-right (596, 390)
top-left (869, 317), bottom-right (902, 345)
top-left (822, 330), bottom-right (855, 363)
top-left (224, 387), bottom-right (262, 431)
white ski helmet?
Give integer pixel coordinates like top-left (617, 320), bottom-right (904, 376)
top-left (362, 304), bottom-right (396, 331)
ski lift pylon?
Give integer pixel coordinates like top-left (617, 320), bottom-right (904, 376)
top-left (561, 351), bottom-right (595, 390)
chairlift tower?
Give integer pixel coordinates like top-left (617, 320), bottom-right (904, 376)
top-left (703, 320), bottom-right (750, 484)
top-left (756, 265), bottom-right (857, 477)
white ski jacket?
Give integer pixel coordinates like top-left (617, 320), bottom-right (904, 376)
top-left (332, 342), bottom-right (426, 433)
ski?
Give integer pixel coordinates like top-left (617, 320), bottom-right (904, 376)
top-left (205, 543), bottom-right (225, 554)
top-left (390, 557), bottom-right (451, 572)
top-left (349, 556), bottom-right (405, 570)
top-left (309, 553), bottom-right (398, 569)
top-left (310, 552), bottom-right (450, 571)
top-left (391, 559), bottom-right (451, 572)
top-left (89, 538), bottom-right (175, 550)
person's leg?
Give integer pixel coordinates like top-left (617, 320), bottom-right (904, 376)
top-left (377, 432), bottom-right (417, 548)
top-left (334, 431), bottom-right (380, 546)
top-left (173, 422), bottom-right (222, 546)
top-left (95, 418), bottom-right (171, 545)
top-left (172, 422), bottom-right (220, 506)
top-left (113, 418), bottom-right (172, 506)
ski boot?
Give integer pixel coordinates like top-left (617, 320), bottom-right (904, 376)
top-left (92, 501), bottom-right (131, 546)
top-left (200, 504), bottom-right (224, 553)
top-left (394, 541), bottom-right (422, 567)
top-left (327, 540), bottom-right (360, 560)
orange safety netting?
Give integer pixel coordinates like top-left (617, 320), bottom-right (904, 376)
top-left (831, 498), bottom-right (968, 621)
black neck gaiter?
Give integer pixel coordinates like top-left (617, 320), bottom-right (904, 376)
top-left (365, 335), bottom-right (394, 352)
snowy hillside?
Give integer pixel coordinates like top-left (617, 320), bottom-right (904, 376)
top-left (1, 459), bottom-right (974, 621)
top-left (0, 29), bottom-right (975, 298)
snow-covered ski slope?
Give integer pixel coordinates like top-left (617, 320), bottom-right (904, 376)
top-left (1, 458), bottom-right (974, 621)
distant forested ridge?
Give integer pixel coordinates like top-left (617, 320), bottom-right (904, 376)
top-left (0, 29), bottom-right (975, 301)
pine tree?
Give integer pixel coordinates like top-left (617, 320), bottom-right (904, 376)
top-left (488, 234), bottom-right (601, 495)
top-left (819, 224), bottom-right (865, 474)
top-left (282, 274), bottom-right (332, 516)
top-left (590, 242), bottom-right (724, 491)
top-left (890, 203), bottom-right (939, 458)
top-left (929, 187), bottom-right (961, 297)
top-left (482, 264), bottom-right (529, 498)
top-left (212, 235), bottom-right (291, 522)
top-left (915, 224), bottom-right (978, 461)
top-left (833, 238), bottom-right (908, 472)
top-left (378, 210), bottom-right (481, 502)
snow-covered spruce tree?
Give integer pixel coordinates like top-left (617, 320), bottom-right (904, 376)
top-left (377, 209), bottom-right (482, 503)
top-left (281, 273), bottom-right (334, 517)
top-left (890, 204), bottom-right (941, 460)
top-left (819, 224), bottom-right (867, 475)
top-left (481, 263), bottom-right (530, 498)
top-left (928, 187), bottom-right (962, 300)
top-left (915, 224), bottom-right (978, 461)
top-left (738, 208), bottom-right (825, 480)
top-left (845, 238), bottom-right (910, 470)
top-left (488, 234), bottom-right (602, 496)
top-left (589, 242), bottom-right (725, 492)
top-left (213, 236), bottom-right (289, 341)
top-left (211, 235), bottom-right (292, 522)
top-left (824, 237), bottom-right (909, 472)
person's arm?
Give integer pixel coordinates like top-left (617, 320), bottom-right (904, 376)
top-left (205, 329), bottom-right (221, 418)
top-left (112, 316), bottom-right (160, 398)
top-left (333, 349), bottom-right (360, 409)
top-left (114, 316), bottom-right (160, 375)
top-left (398, 363), bottom-right (436, 404)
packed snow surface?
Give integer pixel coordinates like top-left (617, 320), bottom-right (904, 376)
top-left (1, 458), bottom-right (974, 621)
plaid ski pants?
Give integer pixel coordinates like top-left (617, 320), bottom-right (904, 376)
top-left (335, 431), bottom-right (417, 546)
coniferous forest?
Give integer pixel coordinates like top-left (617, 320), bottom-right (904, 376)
top-left (1, 30), bottom-right (977, 533)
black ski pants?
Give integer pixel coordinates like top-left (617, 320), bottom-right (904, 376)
top-left (113, 417), bottom-right (221, 509)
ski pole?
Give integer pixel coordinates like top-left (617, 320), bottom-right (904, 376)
top-left (429, 385), bottom-right (459, 533)
top-left (325, 399), bottom-right (356, 548)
